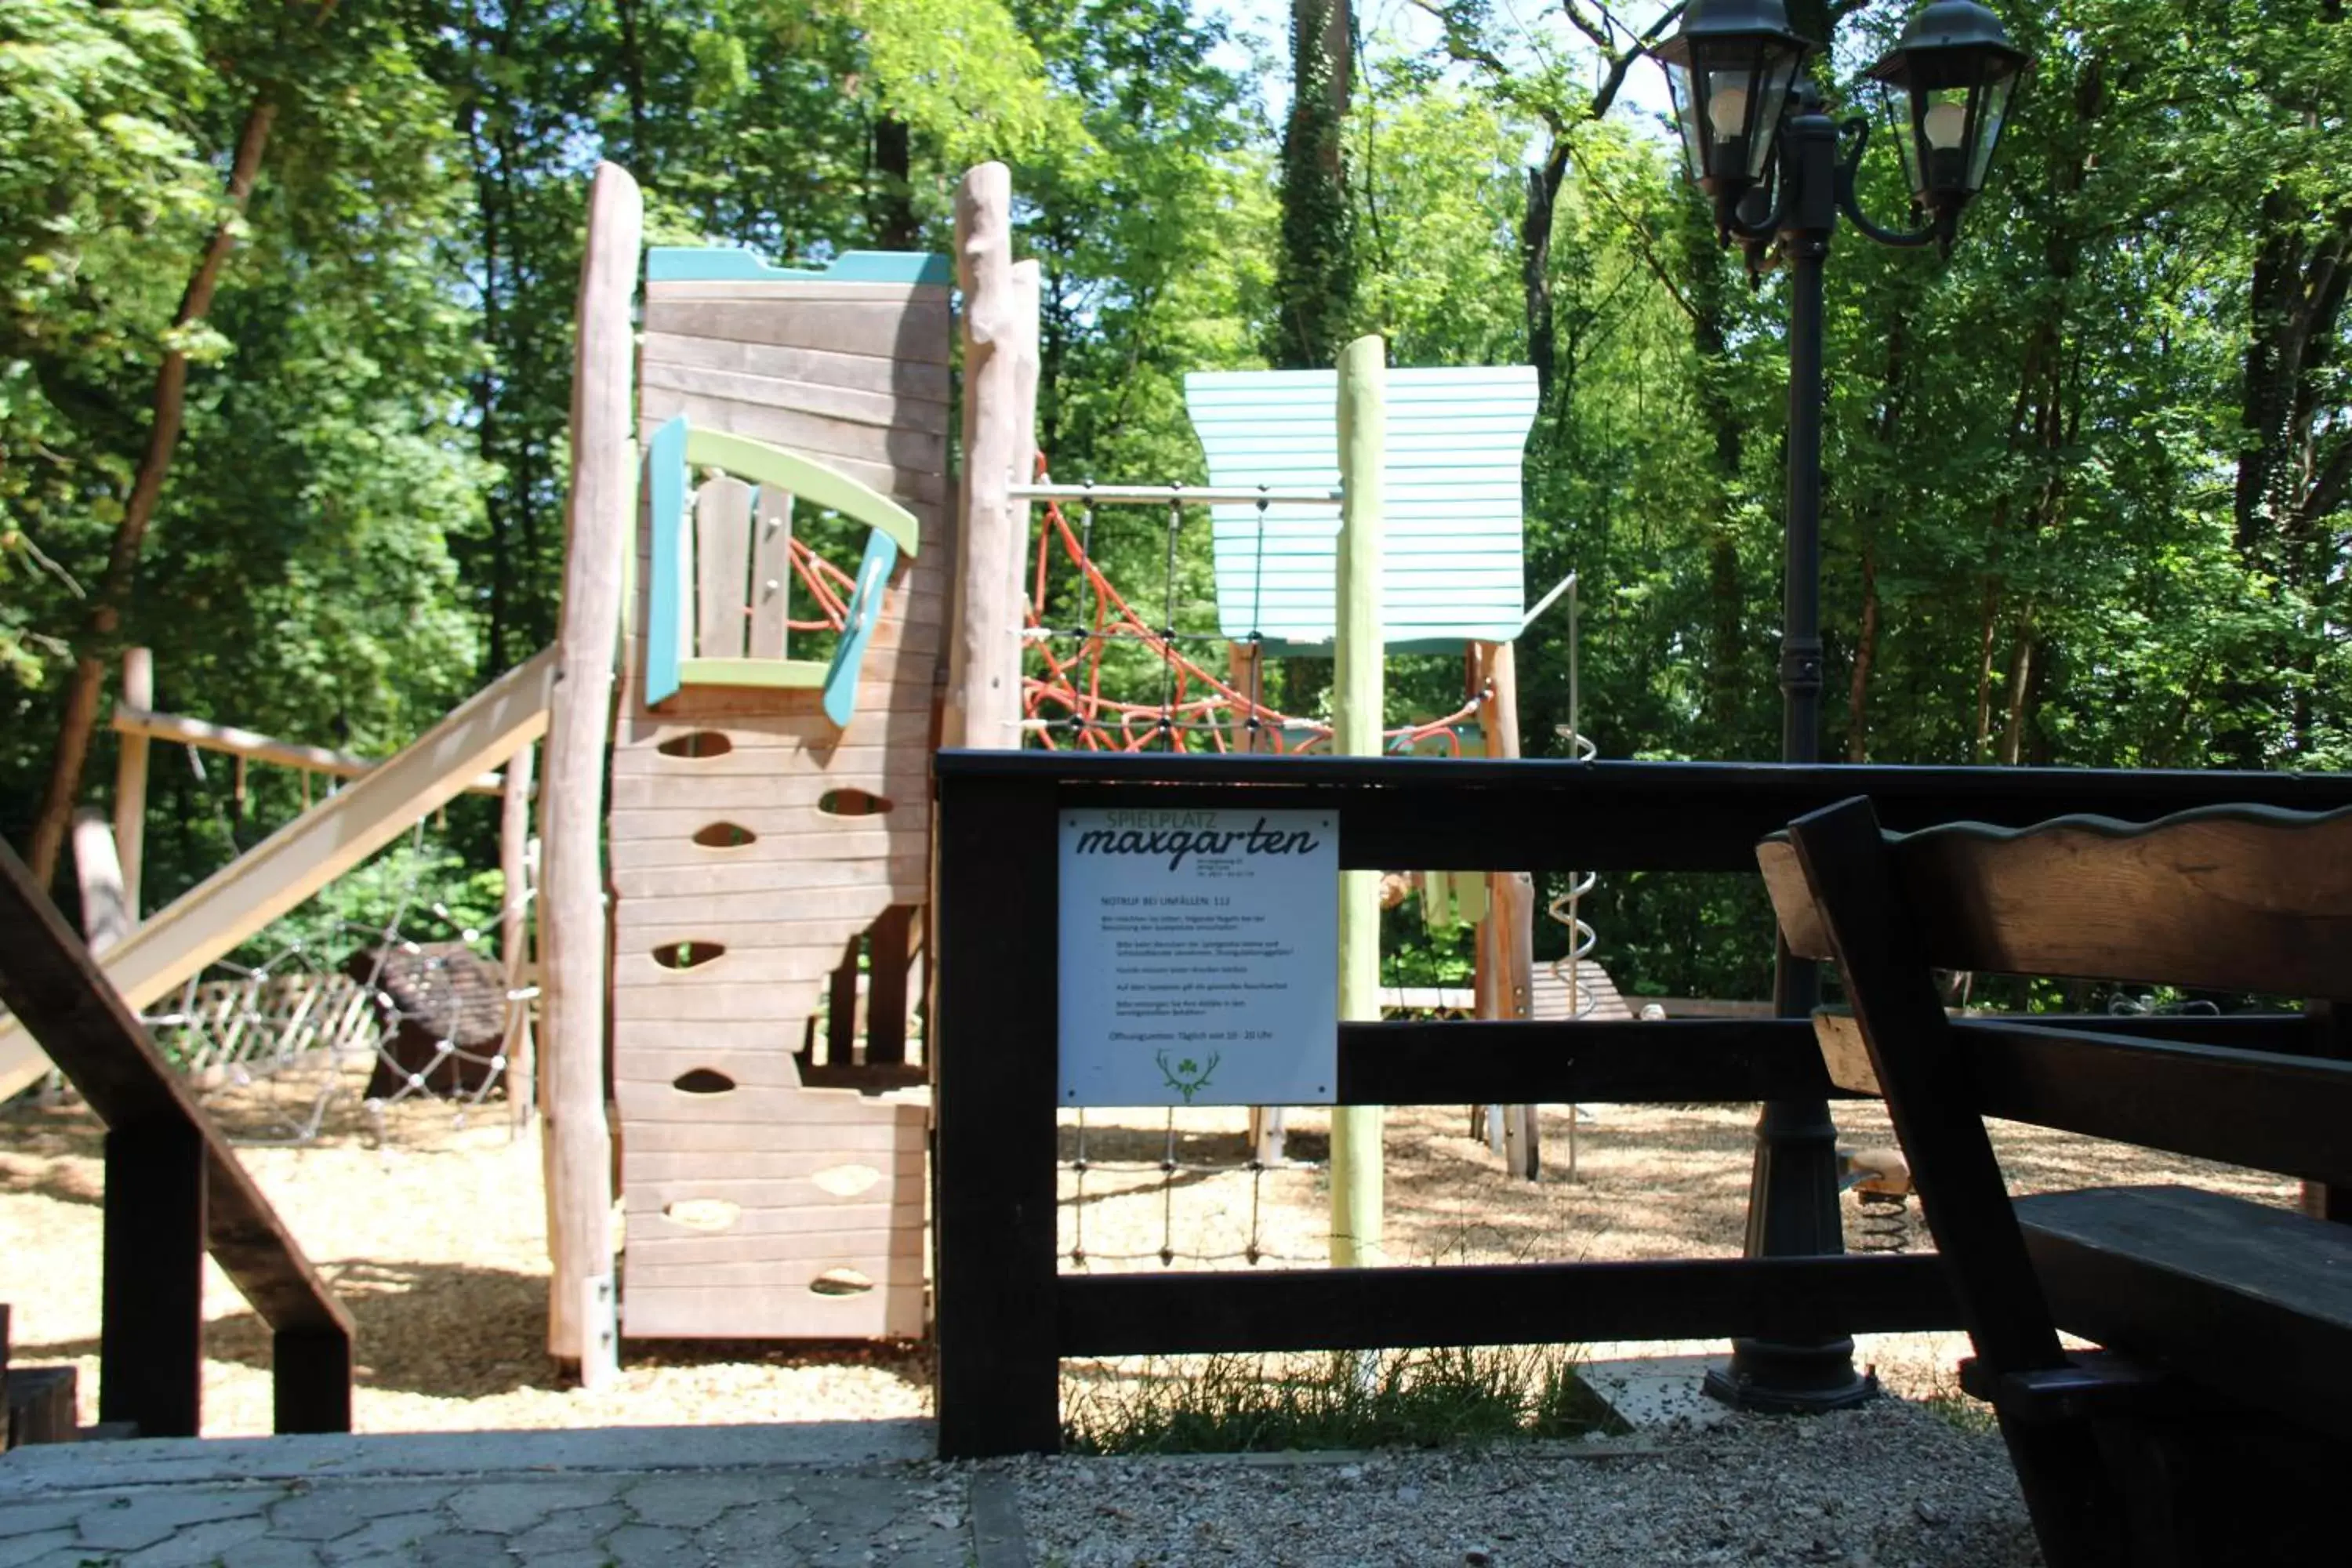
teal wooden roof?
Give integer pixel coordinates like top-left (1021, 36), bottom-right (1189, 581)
top-left (1185, 366), bottom-right (1537, 652)
top-left (646, 246), bottom-right (952, 286)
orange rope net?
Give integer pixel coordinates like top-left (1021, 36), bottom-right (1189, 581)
top-left (1018, 466), bottom-right (1481, 754)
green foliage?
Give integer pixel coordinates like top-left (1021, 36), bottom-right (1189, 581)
top-left (241, 839), bottom-right (510, 970)
top-left (1062, 1346), bottom-right (1624, 1454)
top-left (5, 0), bottom-right (2350, 1004)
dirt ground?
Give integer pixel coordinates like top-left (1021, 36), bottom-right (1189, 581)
top-left (0, 1069), bottom-right (2299, 1437)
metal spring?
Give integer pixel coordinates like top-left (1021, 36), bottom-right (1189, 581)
top-left (1855, 1189), bottom-right (1911, 1254)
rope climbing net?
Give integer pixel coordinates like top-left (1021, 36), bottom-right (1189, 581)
top-left (1019, 468), bottom-right (1544, 1274)
top-left (1019, 483), bottom-right (1481, 756)
top-left (132, 742), bottom-right (535, 1145)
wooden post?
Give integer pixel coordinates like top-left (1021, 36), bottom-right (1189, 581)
top-left (538, 162), bottom-right (638, 1386)
top-left (827, 934), bottom-right (862, 1064)
top-left (271, 1327), bottom-right (352, 1435)
top-left (866, 905), bottom-right (916, 1065)
top-left (1474, 640), bottom-right (1541, 1178)
top-left (72, 811), bottom-right (133, 956)
top-left (113, 648), bottom-right (152, 919)
top-left (946, 163), bottom-right (1022, 753)
top-left (100, 1116), bottom-right (207, 1437)
top-left (1330, 336), bottom-right (1385, 1267)
top-left (933, 769), bottom-right (1061, 1457)
top-left (1009, 257), bottom-right (1042, 666)
top-left (500, 742), bottom-right (538, 1135)
top-left (1228, 640), bottom-right (1286, 1166)
top-left (1225, 641), bottom-right (1263, 754)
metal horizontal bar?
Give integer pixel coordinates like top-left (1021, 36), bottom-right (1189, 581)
top-left (1058, 1254), bottom-right (1961, 1356)
top-left (1010, 483), bottom-right (1343, 506)
top-left (1336, 1018), bottom-right (1853, 1104)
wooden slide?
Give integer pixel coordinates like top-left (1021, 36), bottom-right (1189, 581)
top-left (0, 648), bottom-right (558, 1102)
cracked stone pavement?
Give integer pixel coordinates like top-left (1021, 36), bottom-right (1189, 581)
top-left (0, 1422), bottom-right (988, 1568)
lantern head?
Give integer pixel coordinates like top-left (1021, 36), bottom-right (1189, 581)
top-left (1656, 0), bottom-right (1815, 208)
top-left (1867, 0), bottom-right (2028, 224)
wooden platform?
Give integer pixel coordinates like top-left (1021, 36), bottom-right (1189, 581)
top-left (608, 249), bottom-right (949, 1341)
top-left (1529, 960), bottom-right (1634, 1022)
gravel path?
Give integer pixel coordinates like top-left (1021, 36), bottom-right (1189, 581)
top-left (1004, 1402), bottom-right (2040, 1567)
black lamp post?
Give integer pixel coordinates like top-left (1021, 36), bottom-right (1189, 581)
top-left (1655, 0), bottom-right (2027, 1414)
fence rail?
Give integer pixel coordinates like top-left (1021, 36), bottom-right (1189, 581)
top-left (931, 750), bottom-right (2352, 1457)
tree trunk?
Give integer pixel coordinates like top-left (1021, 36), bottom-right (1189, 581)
top-left (1998, 614), bottom-right (2035, 767)
top-left (24, 95), bottom-right (284, 886)
top-left (615, 0), bottom-right (649, 170)
top-left (871, 116), bottom-right (918, 250)
top-left (1847, 542), bottom-right (1878, 763)
top-left (1681, 203), bottom-right (1747, 740)
top-left (1522, 142), bottom-right (1570, 405)
top-left (1972, 583), bottom-right (2000, 763)
top-left (1275, 0), bottom-right (1352, 368)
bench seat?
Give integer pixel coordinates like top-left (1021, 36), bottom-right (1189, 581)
top-left (2017, 1185), bottom-right (2352, 1442)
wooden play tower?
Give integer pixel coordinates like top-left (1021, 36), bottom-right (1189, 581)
top-left (602, 244), bottom-right (953, 1341)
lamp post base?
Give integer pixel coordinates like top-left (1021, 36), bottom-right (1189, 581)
top-left (1704, 1339), bottom-right (1879, 1414)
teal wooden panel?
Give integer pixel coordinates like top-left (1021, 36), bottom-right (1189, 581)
top-left (822, 530), bottom-right (900, 727)
top-left (1185, 365), bottom-right (1537, 648)
top-left (644, 416), bottom-right (691, 706)
top-left (647, 246), bottom-right (951, 287)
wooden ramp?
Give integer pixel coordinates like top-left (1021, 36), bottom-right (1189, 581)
top-left (1529, 959), bottom-right (1635, 1022)
top-left (0, 650), bottom-right (556, 1102)
top-left (612, 247), bottom-right (949, 1340)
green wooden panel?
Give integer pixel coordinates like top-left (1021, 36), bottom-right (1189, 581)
top-left (681, 427), bottom-right (920, 557)
top-left (677, 658), bottom-right (829, 690)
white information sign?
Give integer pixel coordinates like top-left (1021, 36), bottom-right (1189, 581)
top-left (1058, 808), bottom-right (1338, 1107)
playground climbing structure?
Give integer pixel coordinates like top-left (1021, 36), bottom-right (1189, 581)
top-left (606, 245), bottom-right (953, 1341)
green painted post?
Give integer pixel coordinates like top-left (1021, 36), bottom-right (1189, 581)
top-left (1331, 335), bottom-right (1385, 1267)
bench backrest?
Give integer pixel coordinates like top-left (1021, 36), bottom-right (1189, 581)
top-left (1759, 796), bottom-right (2352, 1375)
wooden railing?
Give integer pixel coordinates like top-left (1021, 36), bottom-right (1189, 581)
top-left (929, 750), bottom-right (2352, 1457)
top-left (0, 840), bottom-right (354, 1438)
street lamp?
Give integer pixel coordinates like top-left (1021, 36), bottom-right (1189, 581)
top-left (1654, 0), bottom-right (2027, 1415)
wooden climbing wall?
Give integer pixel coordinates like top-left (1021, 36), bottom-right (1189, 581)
top-left (611, 249), bottom-right (951, 1339)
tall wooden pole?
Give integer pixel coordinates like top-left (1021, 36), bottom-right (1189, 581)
top-left (1474, 640), bottom-right (1539, 1178)
top-left (500, 742), bottom-right (538, 1136)
top-left (1330, 335), bottom-right (1385, 1266)
top-left (112, 648), bottom-right (152, 920)
top-left (539, 162), bottom-right (638, 1387)
top-left (946, 163), bottom-right (1022, 753)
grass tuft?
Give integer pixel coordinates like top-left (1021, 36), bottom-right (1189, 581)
top-left (1062, 1346), bottom-right (1629, 1454)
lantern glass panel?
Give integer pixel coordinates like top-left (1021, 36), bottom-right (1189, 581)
top-left (1967, 71), bottom-right (2016, 188)
top-left (1662, 56), bottom-right (1708, 182)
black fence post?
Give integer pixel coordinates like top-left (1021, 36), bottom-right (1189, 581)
top-left (935, 766), bottom-right (1062, 1457)
top-left (273, 1327), bottom-right (354, 1434)
top-left (100, 1116), bottom-right (207, 1437)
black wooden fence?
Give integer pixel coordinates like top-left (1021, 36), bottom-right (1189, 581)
top-left (0, 842), bottom-right (354, 1438)
top-left (931, 751), bottom-right (2352, 1457)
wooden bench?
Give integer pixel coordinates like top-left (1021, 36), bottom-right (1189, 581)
top-left (1760, 797), bottom-right (2352, 1568)
top-left (0, 840), bottom-right (354, 1437)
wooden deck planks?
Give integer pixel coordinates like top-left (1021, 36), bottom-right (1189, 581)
top-left (621, 1283), bottom-right (924, 1340)
top-left (641, 298), bottom-right (951, 364)
top-left (639, 332), bottom-right (953, 405)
